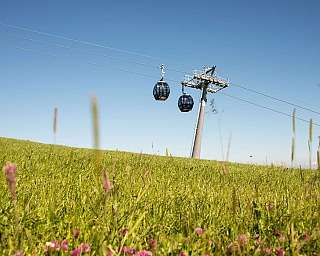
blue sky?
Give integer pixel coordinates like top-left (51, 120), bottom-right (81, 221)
top-left (1, 0), bottom-right (319, 167)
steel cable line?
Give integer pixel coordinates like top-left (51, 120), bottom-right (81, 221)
top-left (0, 21), bottom-right (156, 60)
top-left (2, 21), bottom-right (319, 117)
top-left (205, 67), bottom-right (320, 116)
top-left (5, 32), bottom-right (161, 72)
top-left (229, 82), bottom-right (320, 116)
top-left (6, 44), bottom-right (320, 128)
top-left (12, 46), bottom-right (159, 80)
top-left (221, 92), bottom-right (320, 127)
top-left (214, 69), bottom-right (320, 116)
top-left (3, 23), bottom-right (320, 126)
top-left (3, 32), bottom-right (188, 81)
top-left (0, 21), bottom-right (189, 75)
top-left (189, 67), bottom-right (320, 117)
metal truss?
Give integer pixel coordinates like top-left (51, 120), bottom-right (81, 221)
top-left (181, 66), bottom-right (229, 93)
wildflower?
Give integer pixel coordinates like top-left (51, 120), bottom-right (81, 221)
top-left (136, 250), bottom-right (152, 256)
top-left (253, 233), bottom-right (260, 240)
top-left (61, 239), bottom-right (68, 252)
top-left (275, 247), bottom-right (285, 256)
top-left (253, 233), bottom-right (262, 247)
top-left (254, 238), bottom-right (262, 247)
top-left (237, 234), bottom-right (248, 247)
top-left (195, 227), bottom-right (204, 236)
top-left (120, 228), bottom-right (129, 236)
top-left (102, 170), bottom-right (113, 193)
top-left (179, 252), bottom-right (187, 256)
top-left (80, 243), bottom-right (91, 253)
top-left (226, 241), bottom-right (240, 255)
top-left (45, 240), bottom-right (60, 252)
top-left (71, 247), bottom-right (81, 256)
top-left (266, 202), bottom-right (274, 211)
top-left (261, 247), bottom-right (273, 255)
top-left (106, 248), bottom-right (114, 256)
top-left (3, 162), bottom-right (17, 200)
top-left (73, 228), bottom-right (80, 239)
top-left (13, 251), bottom-right (24, 256)
top-left (71, 244), bottom-right (91, 256)
top-left (3, 162), bottom-right (16, 180)
top-left (273, 229), bottom-right (285, 242)
top-left (121, 246), bottom-right (136, 255)
top-left (278, 234), bottom-right (286, 243)
top-left (302, 233), bottom-right (311, 242)
top-left (148, 239), bottom-right (157, 251)
top-left (273, 229), bottom-right (282, 237)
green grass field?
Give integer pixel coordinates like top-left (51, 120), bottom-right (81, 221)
top-left (1, 137), bottom-right (319, 255)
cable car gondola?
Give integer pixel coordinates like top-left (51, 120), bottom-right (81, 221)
top-left (178, 86), bottom-right (194, 112)
top-left (153, 64), bottom-right (170, 101)
top-left (178, 94), bottom-right (194, 112)
top-left (153, 78), bottom-right (170, 101)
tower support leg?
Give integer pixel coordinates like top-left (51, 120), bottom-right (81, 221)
top-left (191, 86), bottom-right (208, 159)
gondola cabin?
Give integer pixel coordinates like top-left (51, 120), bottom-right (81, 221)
top-left (153, 79), bottom-right (170, 101)
top-left (178, 94), bottom-right (194, 112)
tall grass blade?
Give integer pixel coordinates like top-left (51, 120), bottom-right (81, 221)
top-left (317, 136), bottom-right (320, 171)
top-left (220, 133), bottom-right (232, 175)
top-left (309, 119), bottom-right (313, 144)
top-left (91, 96), bottom-right (100, 150)
top-left (308, 118), bottom-right (313, 169)
top-left (226, 133), bottom-right (232, 162)
top-left (53, 107), bottom-right (58, 144)
top-left (291, 109), bottom-right (296, 166)
top-left (91, 96), bottom-right (103, 173)
top-left (291, 138), bottom-right (295, 165)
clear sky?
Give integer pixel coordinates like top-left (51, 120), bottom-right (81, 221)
top-left (1, 0), bottom-right (319, 167)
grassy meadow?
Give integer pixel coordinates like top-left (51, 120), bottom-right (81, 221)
top-left (0, 137), bottom-right (320, 255)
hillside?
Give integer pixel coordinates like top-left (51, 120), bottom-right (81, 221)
top-left (0, 137), bottom-right (319, 255)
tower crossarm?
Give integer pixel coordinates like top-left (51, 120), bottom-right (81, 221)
top-left (207, 83), bottom-right (228, 93)
top-left (181, 68), bottom-right (229, 93)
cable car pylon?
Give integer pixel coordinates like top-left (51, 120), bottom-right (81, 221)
top-left (183, 66), bottom-right (229, 159)
top-left (153, 65), bottom-right (229, 159)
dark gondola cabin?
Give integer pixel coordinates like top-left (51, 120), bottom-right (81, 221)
top-left (178, 94), bottom-right (194, 112)
top-left (153, 78), bottom-right (170, 101)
